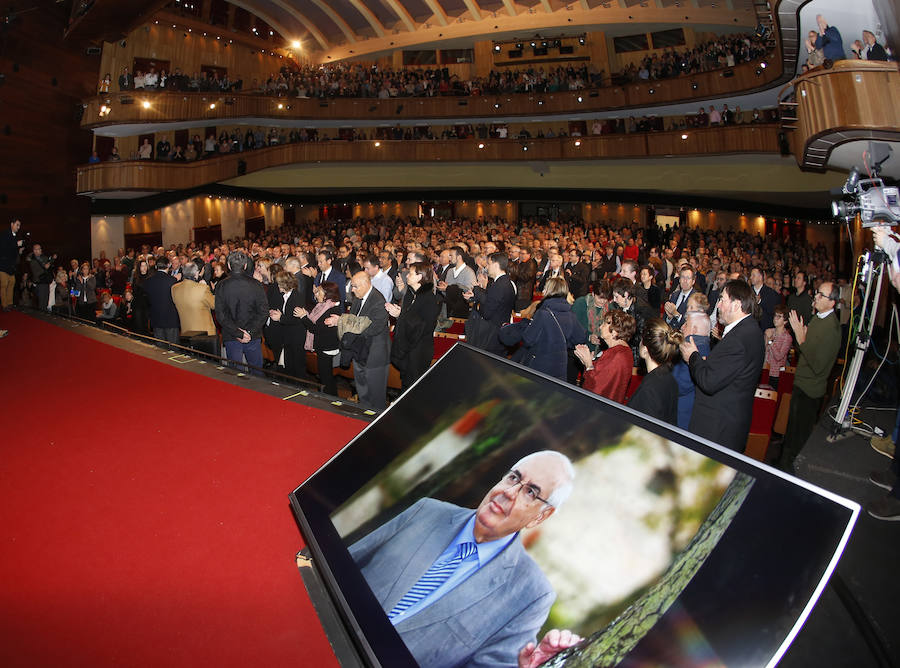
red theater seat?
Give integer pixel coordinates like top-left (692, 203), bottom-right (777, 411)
top-left (624, 368), bottom-right (642, 402)
top-left (745, 387), bottom-right (778, 461)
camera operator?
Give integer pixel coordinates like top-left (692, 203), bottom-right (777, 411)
top-left (29, 242), bottom-right (56, 311)
top-left (0, 219), bottom-right (25, 311)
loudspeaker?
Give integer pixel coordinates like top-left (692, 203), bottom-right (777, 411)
top-left (559, 45), bottom-right (574, 55)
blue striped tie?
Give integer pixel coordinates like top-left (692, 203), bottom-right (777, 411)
top-left (388, 541), bottom-right (478, 619)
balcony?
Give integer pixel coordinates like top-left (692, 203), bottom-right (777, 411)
top-left (77, 124), bottom-right (781, 195)
top-left (782, 60), bottom-right (900, 172)
top-left (80, 56), bottom-right (781, 130)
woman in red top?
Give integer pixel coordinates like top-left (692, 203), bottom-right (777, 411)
top-left (575, 309), bottom-right (636, 403)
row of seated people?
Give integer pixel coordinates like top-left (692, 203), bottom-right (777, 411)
top-left (105, 31), bottom-right (770, 99)
top-left (88, 105), bottom-right (777, 163)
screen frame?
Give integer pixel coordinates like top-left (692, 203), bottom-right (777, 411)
top-left (290, 342), bottom-right (859, 668)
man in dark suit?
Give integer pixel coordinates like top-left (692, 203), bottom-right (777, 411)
top-left (750, 266), bottom-right (781, 331)
top-left (118, 67), bottom-right (134, 91)
top-left (463, 252), bottom-right (516, 355)
top-left (314, 249), bottom-right (346, 306)
top-left (284, 256), bottom-right (314, 310)
top-left (537, 252), bottom-right (563, 293)
top-left (663, 264), bottom-right (697, 330)
top-left (142, 256), bottom-right (180, 343)
top-left (564, 249), bottom-right (590, 299)
top-left (326, 271), bottom-right (390, 410)
top-left (680, 279), bottom-right (765, 452)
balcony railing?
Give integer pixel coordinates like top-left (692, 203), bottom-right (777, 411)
top-left (77, 124), bottom-right (780, 194)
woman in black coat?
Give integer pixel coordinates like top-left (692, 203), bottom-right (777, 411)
top-left (297, 281), bottom-right (343, 396)
top-left (627, 318), bottom-right (683, 426)
top-left (387, 261), bottom-right (440, 392)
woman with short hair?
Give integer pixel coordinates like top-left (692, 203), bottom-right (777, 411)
top-left (575, 308), bottom-right (636, 403)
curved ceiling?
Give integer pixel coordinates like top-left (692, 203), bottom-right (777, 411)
top-left (236, 0), bottom-right (759, 59)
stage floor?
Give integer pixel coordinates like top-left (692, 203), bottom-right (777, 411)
top-left (1, 310), bottom-right (897, 667)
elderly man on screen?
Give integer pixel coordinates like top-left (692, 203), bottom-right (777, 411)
top-left (349, 450), bottom-right (582, 668)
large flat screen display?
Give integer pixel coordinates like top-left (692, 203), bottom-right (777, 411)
top-left (290, 343), bottom-right (858, 668)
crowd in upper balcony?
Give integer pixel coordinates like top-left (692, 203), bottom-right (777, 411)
top-left (104, 30), bottom-right (770, 99)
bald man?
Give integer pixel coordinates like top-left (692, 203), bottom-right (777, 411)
top-left (325, 271), bottom-right (390, 410)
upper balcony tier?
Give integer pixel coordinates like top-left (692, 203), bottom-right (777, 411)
top-left (81, 55), bottom-right (781, 130)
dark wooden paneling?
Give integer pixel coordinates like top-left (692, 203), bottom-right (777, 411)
top-left (0, 3), bottom-right (98, 262)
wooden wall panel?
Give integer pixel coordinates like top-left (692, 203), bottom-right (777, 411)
top-left (0, 4), bottom-right (97, 262)
top-left (99, 22), bottom-right (287, 91)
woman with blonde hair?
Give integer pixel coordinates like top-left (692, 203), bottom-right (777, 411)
top-left (627, 318), bottom-right (682, 425)
top-left (500, 276), bottom-right (586, 381)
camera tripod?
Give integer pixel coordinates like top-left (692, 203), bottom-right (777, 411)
top-left (830, 248), bottom-right (889, 434)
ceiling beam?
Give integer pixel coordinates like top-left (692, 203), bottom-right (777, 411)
top-left (422, 0), bottom-right (449, 26)
top-left (502, 0), bottom-right (518, 17)
top-left (460, 0), bottom-right (482, 22)
top-left (346, 0), bottom-right (387, 38)
top-left (308, 0), bottom-right (358, 43)
top-left (381, 0), bottom-right (417, 33)
top-left (540, 0), bottom-right (553, 13)
top-left (230, 0), bottom-right (328, 49)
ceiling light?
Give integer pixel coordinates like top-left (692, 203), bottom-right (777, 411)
top-left (291, 40), bottom-right (301, 48)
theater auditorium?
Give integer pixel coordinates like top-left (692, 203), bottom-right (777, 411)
top-left (1, 0), bottom-right (898, 665)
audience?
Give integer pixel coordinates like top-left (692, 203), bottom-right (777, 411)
top-left (627, 318), bottom-right (682, 425)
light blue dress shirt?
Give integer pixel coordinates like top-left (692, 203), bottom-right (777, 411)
top-left (389, 513), bottom-right (516, 625)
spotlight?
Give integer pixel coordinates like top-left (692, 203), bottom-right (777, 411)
top-left (537, 100), bottom-right (544, 105)
top-left (277, 103), bottom-right (283, 109)
top-left (522, 144), bottom-right (528, 152)
top-left (478, 143), bottom-right (485, 149)
top-left (755, 68), bottom-right (763, 76)
top-left (574, 140), bottom-right (581, 147)
top-left (515, 42), bottom-right (523, 49)
top-left (760, 61), bottom-right (768, 69)
top-left (578, 36), bottom-right (585, 45)
top-left (494, 44), bottom-right (501, 52)
top-left (681, 134), bottom-right (688, 140)
top-left (530, 41), bottom-right (537, 48)
top-left (576, 95), bottom-right (583, 103)
top-left (291, 40), bottom-right (301, 48)
top-left (494, 102), bottom-right (501, 108)
top-left (691, 81), bottom-right (698, 90)
top-left (209, 103), bottom-right (216, 109)
top-left (649, 88), bottom-right (655, 94)
top-left (374, 141), bottom-right (381, 147)
top-left (142, 100), bottom-right (150, 109)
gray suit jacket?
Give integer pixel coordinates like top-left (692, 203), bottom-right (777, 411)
top-left (350, 498), bottom-right (554, 668)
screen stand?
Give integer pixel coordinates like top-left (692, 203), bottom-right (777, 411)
top-left (296, 550), bottom-right (366, 668)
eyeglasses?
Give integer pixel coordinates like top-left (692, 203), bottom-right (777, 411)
top-left (815, 291), bottom-right (831, 299)
top-left (501, 470), bottom-right (552, 506)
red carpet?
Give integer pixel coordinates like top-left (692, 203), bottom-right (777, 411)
top-left (0, 312), bottom-right (363, 667)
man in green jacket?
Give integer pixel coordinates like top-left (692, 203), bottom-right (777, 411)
top-left (777, 281), bottom-right (842, 471)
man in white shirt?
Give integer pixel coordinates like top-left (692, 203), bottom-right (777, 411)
top-left (363, 254), bottom-right (393, 304)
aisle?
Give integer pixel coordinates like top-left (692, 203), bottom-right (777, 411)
top-left (0, 311), bottom-right (362, 667)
